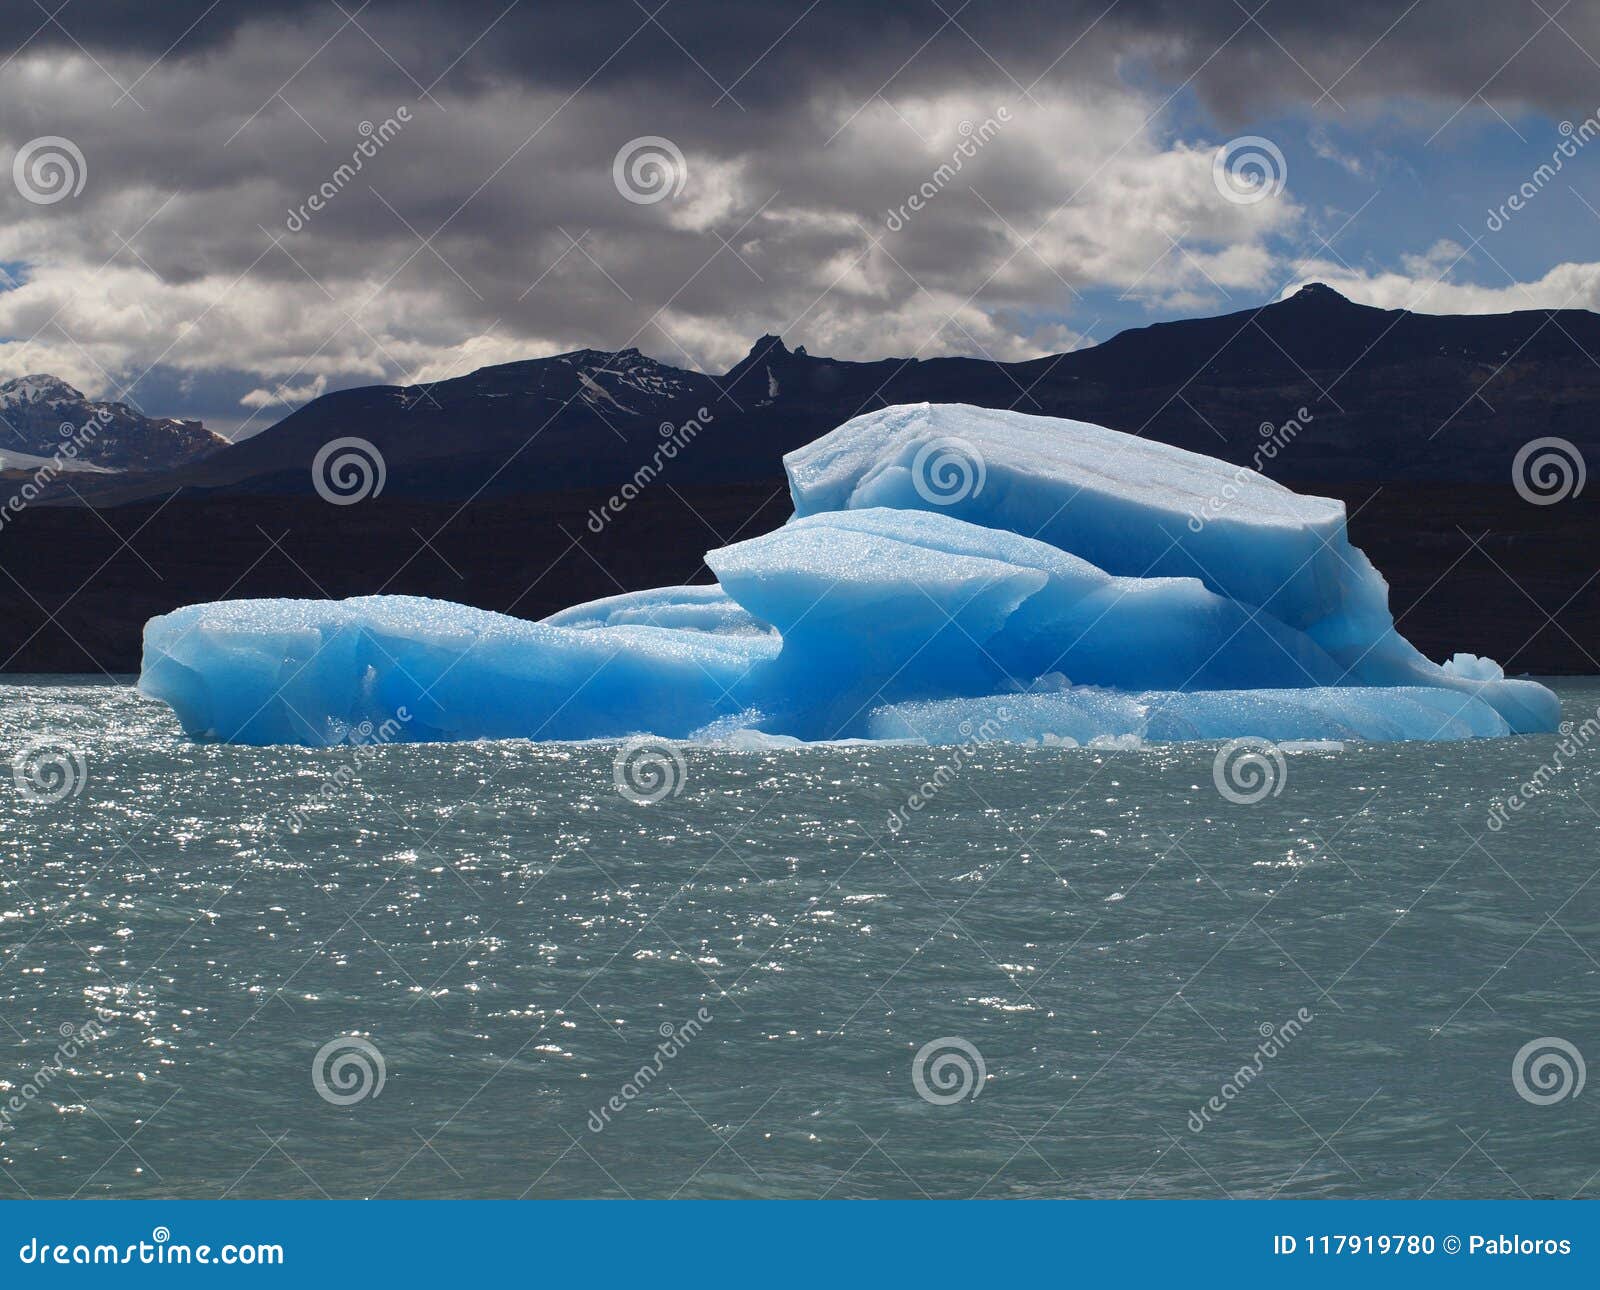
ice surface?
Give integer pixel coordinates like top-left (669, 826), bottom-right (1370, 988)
top-left (785, 403), bottom-right (1363, 631)
top-left (703, 509), bottom-right (1346, 737)
top-left (542, 584), bottom-right (770, 636)
top-left (780, 404), bottom-right (1557, 735)
top-left (1442, 652), bottom-right (1504, 681)
top-left (868, 685), bottom-right (1513, 746)
top-left (139, 403), bottom-right (1561, 747)
top-left (141, 595), bottom-right (775, 745)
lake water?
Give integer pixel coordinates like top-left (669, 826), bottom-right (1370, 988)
top-left (1, 677), bottom-right (1596, 1199)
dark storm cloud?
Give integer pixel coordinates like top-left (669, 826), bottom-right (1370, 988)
top-left (12, 1), bottom-right (1600, 119)
top-left (7, 0), bottom-right (1600, 424)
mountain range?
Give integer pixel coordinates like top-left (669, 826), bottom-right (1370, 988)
top-left (0, 375), bottom-right (224, 474)
top-left (35, 281), bottom-right (1600, 502)
top-left (2, 283), bottom-right (1596, 676)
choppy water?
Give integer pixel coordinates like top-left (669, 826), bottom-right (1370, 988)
top-left (1, 677), bottom-right (1596, 1199)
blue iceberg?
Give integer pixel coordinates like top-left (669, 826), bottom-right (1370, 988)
top-left (138, 403), bottom-right (1559, 746)
top-left (138, 595), bottom-right (776, 745)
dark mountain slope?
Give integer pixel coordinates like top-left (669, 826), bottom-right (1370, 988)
top-left (8, 285), bottom-right (1599, 675)
top-left (68, 283), bottom-right (1600, 505)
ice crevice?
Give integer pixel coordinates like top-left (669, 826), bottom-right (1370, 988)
top-left (138, 403), bottom-right (1560, 746)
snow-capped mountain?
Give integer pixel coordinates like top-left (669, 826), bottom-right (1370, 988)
top-left (151, 345), bottom-right (724, 497)
top-left (0, 375), bottom-right (226, 472)
top-left (400, 345), bottom-right (718, 418)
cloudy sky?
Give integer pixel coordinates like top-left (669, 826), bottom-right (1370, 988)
top-left (4, 0), bottom-right (1600, 434)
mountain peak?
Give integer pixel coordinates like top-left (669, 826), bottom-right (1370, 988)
top-left (722, 334), bottom-right (792, 383)
top-left (1288, 281), bottom-right (1350, 304)
top-left (0, 373), bottom-right (87, 405)
top-left (555, 345), bottom-right (655, 372)
top-left (0, 374), bottom-right (222, 472)
top-left (748, 333), bottom-right (789, 359)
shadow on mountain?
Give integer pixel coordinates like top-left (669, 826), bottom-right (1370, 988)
top-left (4, 285), bottom-right (1597, 674)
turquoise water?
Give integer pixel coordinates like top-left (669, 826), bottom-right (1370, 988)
top-left (1, 677), bottom-right (1596, 1199)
